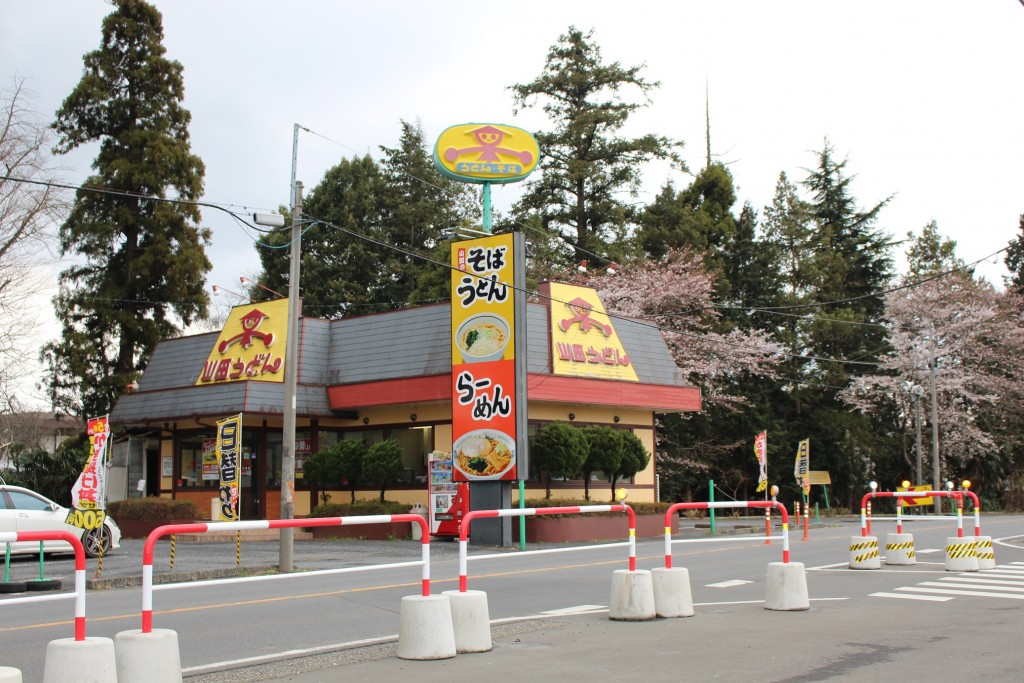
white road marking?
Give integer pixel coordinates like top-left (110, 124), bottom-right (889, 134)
top-left (896, 586), bottom-right (1024, 600)
top-left (539, 605), bottom-right (607, 615)
top-left (706, 579), bottom-right (752, 588)
top-left (869, 592), bottom-right (951, 602)
top-left (926, 581), bottom-right (1024, 592)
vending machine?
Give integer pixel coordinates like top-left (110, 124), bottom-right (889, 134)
top-left (427, 450), bottom-right (468, 537)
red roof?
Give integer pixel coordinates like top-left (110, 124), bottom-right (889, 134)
top-left (327, 374), bottom-right (700, 413)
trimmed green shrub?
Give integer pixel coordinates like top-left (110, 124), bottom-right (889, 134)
top-left (309, 500), bottom-right (410, 518)
top-left (107, 497), bottom-right (199, 521)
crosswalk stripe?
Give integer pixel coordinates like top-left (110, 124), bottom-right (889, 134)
top-left (870, 592), bottom-right (951, 602)
top-left (897, 586), bottom-right (1024, 600)
top-left (927, 581), bottom-right (1024, 592)
top-left (938, 577), bottom-right (1024, 587)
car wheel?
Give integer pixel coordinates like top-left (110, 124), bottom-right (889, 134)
top-left (83, 525), bottom-right (111, 558)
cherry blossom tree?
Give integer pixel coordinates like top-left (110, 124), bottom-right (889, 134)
top-left (590, 248), bottom-right (784, 405)
top-left (584, 248), bottom-right (787, 502)
top-left (843, 274), bottom-right (1024, 495)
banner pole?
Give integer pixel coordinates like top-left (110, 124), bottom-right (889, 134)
top-left (709, 479), bottom-right (716, 536)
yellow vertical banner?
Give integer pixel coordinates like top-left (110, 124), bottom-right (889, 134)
top-left (794, 438), bottom-right (810, 495)
top-left (217, 414), bottom-right (243, 521)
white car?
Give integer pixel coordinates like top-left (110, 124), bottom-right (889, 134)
top-left (0, 483), bottom-right (121, 558)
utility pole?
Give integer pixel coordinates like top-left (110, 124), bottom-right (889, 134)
top-left (280, 180), bottom-right (302, 572)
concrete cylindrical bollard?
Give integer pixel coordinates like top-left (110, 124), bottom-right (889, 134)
top-left (764, 562), bottom-right (809, 611)
top-left (652, 567), bottom-right (694, 618)
top-left (0, 667), bottom-right (22, 683)
top-left (442, 590), bottom-right (492, 653)
top-left (849, 536), bottom-right (880, 569)
top-left (115, 629), bottom-right (182, 683)
top-left (609, 569), bottom-right (656, 621)
top-left (974, 536), bottom-right (995, 570)
top-left (884, 533), bottom-right (916, 566)
top-left (945, 536), bottom-right (979, 572)
top-left (397, 594), bottom-right (457, 660)
top-left (43, 637), bottom-right (117, 683)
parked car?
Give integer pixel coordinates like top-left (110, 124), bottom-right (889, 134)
top-left (0, 483), bottom-right (121, 558)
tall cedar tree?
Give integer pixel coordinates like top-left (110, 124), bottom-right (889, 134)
top-left (1003, 214), bottom-right (1024, 296)
top-left (778, 143), bottom-right (895, 507)
top-left (510, 26), bottom-right (682, 268)
top-left (45, 0), bottom-right (209, 418)
top-left (258, 121), bottom-right (476, 317)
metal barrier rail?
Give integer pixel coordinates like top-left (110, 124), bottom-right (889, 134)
top-left (859, 491), bottom-right (966, 536)
top-left (0, 530), bottom-right (87, 640)
top-left (140, 514), bottom-right (430, 633)
top-left (961, 490), bottom-right (982, 536)
top-left (662, 501), bottom-right (791, 567)
top-left (457, 504), bottom-right (636, 592)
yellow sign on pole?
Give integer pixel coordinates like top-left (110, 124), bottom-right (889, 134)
top-left (896, 484), bottom-right (934, 507)
top-left (806, 471), bottom-right (831, 486)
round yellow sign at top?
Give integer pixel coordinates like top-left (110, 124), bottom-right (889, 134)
top-left (433, 123), bottom-right (540, 184)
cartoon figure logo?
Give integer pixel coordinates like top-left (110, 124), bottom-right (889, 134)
top-left (559, 297), bottom-right (613, 336)
top-left (218, 308), bottom-right (275, 353)
top-left (434, 123), bottom-right (539, 184)
top-left (444, 125), bottom-right (534, 165)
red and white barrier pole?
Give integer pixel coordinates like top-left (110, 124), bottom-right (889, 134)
top-left (866, 500), bottom-right (872, 535)
top-left (141, 514), bottom-right (431, 632)
top-left (896, 498), bottom-right (903, 535)
top-left (1, 530), bottom-right (87, 640)
top-left (459, 504), bottom-right (635, 592)
top-left (664, 501), bottom-right (790, 565)
top-left (764, 508), bottom-right (771, 544)
top-left (802, 506), bottom-right (809, 541)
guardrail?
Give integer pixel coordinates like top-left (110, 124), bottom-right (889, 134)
top-left (859, 491), bottom-right (966, 536)
top-left (457, 504), bottom-right (636, 592)
top-left (0, 530), bottom-right (87, 640)
top-left (140, 514), bottom-right (430, 632)
top-left (662, 501), bottom-right (791, 566)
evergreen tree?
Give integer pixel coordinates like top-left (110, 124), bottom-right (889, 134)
top-left (580, 424), bottom-right (623, 501)
top-left (510, 26), bottom-right (682, 266)
top-left (531, 422), bottom-right (588, 499)
top-left (45, 0), bottom-right (209, 417)
top-left (258, 121), bottom-right (476, 317)
top-left (801, 141), bottom-right (894, 385)
top-left (1003, 214), bottom-right (1024, 296)
top-left (905, 220), bottom-right (967, 278)
top-left (260, 154), bottom-right (388, 318)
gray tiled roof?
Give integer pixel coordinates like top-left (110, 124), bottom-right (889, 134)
top-left (112, 302), bottom-right (686, 425)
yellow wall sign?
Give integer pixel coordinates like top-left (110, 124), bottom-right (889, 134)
top-left (196, 299), bottom-right (290, 385)
top-left (547, 283), bottom-right (638, 382)
top-left (433, 123), bottom-right (540, 184)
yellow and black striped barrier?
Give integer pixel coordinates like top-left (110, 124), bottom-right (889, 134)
top-left (849, 536), bottom-right (880, 569)
top-left (944, 536), bottom-right (979, 572)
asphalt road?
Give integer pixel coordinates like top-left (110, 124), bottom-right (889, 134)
top-left (3, 515), bottom-right (1023, 682)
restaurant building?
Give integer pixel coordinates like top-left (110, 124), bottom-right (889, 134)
top-left (109, 282), bottom-right (700, 519)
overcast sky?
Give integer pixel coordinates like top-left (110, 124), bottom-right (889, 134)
top-left (3, 0), bottom-right (1023, 408)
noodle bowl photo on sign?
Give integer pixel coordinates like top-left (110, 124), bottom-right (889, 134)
top-left (453, 430), bottom-right (516, 480)
top-left (455, 313), bottom-right (509, 363)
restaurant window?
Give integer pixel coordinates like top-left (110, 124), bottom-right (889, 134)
top-left (266, 430), bottom-right (312, 488)
top-left (177, 429), bottom-right (259, 488)
top-left (389, 426), bottom-right (432, 484)
top-left (338, 427), bottom-right (431, 485)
